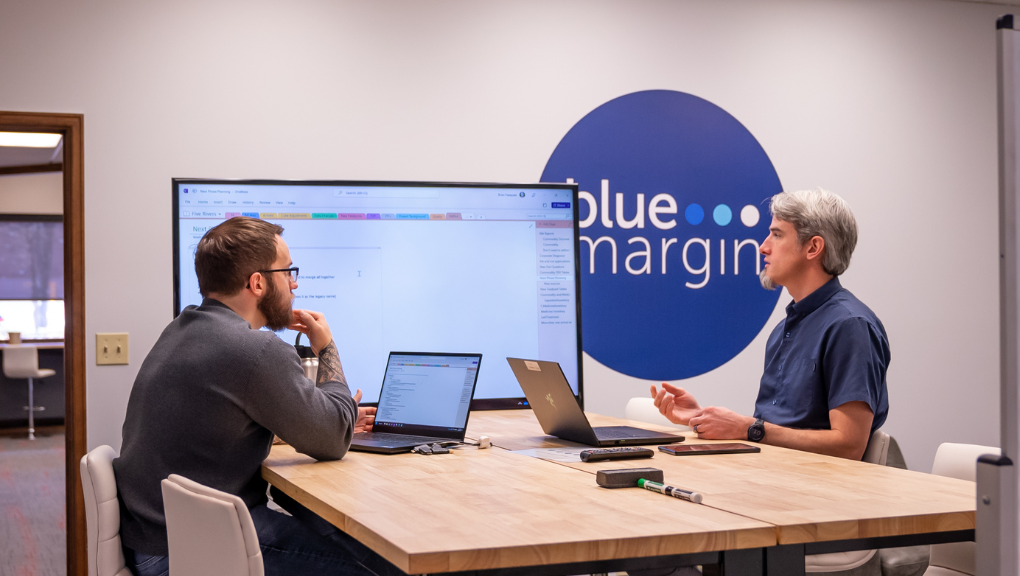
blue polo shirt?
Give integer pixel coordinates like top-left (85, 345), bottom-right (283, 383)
top-left (753, 277), bottom-right (889, 433)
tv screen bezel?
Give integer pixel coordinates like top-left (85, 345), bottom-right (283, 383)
top-left (171, 178), bottom-right (583, 410)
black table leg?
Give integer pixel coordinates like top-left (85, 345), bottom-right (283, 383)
top-left (764, 544), bottom-right (805, 576)
top-left (712, 548), bottom-right (763, 576)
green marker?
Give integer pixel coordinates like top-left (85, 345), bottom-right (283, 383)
top-left (638, 478), bottom-right (704, 504)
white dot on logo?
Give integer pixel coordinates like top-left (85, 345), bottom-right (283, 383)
top-left (740, 205), bottom-right (760, 227)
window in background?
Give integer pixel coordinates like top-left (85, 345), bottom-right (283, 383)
top-left (0, 215), bottom-right (63, 340)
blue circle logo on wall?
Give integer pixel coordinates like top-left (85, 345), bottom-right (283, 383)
top-left (541, 90), bottom-right (783, 381)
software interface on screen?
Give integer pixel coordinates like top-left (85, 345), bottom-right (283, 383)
top-left (375, 354), bottom-right (479, 431)
top-left (174, 181), bottom-right (580, 404)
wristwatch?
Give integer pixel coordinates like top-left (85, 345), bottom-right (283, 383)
top-left (747, 418), bottom-right (766, 443)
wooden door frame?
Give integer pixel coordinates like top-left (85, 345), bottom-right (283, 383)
top-left (0, 111), bottom-right (86, 575)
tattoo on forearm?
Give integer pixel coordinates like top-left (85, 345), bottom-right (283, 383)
top-left (316, 340), bottom-right (348, 388)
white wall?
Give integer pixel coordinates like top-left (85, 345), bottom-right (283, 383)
top-left (0, 0), bottom-right (1004, 471)
top-left (0, 172), bottom-right (62, 214)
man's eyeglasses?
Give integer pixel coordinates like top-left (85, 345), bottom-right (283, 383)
top-left (258, 267), bottom-right (300, 281)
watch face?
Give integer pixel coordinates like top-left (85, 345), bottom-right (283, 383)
top-left (748, 421), bottom-right (765, 442)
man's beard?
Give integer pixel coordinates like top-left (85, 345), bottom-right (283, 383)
top-left (759, 268), bottom-right (777, 291)
top-left (258, 278), bottom-right (293, 331)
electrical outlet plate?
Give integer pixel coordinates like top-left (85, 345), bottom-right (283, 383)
top-left (96, 332), bottom-right (129, 365)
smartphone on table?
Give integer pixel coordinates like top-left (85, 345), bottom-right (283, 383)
top-left (658, 443), bottom-right (761, 455)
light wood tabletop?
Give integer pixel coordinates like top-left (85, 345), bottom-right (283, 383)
top-left (465, 410), bottom-right (977, 546)
top-left (263, 440), bottom-right (775, 574)
top-left (0, 341), bottom-right (64, 349)
top-left (264, 409), bottom-right (977, 575)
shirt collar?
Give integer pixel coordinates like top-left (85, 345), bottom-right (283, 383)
top-left (201, 297), bottom-right (232, 312)
top-left (785, 276), bottom-right (842, 317)
top-left (200, 297), bottom-right (253, 329)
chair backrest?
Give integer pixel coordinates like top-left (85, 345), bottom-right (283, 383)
top-left (931, 443), bottom-right (999, 482)
top-left (862, 429), bottom-right (891, 466)
top-left (805, 429), bottom-right (892, 573)
top-left (624, 397), bottom-right (688, 429)
top-left (79, 445), bottom-right (132, 576)
top-left (927, 443), bottom-right (1001, 576)
top-left (2, 345), bottom-right (40, 379)
top-left (161, 474), bottom-right (264, 576)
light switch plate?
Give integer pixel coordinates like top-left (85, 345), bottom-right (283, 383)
top-left (96, 333), bottom-right (129, 365)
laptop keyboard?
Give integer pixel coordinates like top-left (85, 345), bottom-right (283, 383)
top-left (594, 427), bottom-right (641, 439)
top-left (355, 432), bottom-right (445, 445)
top-left (594, 426), bottom-right (671, 439)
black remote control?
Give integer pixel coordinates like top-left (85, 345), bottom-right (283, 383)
top-left (580, 447), bottom-right (655, 462)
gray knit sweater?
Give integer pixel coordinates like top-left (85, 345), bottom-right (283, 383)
top-left (113, 299), bottom-right (358, 556)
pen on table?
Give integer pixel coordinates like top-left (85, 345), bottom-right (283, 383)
top-left (638, 478), bottom-right (704, 504)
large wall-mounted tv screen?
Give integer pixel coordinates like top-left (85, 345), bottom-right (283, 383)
top-left (172, 180), bottom-right (582, 409)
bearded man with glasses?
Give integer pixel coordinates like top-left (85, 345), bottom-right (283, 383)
top-left (114, 216), bottom-right (381, 576)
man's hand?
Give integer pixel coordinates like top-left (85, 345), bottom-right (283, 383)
top-left (687, 407), bottom-right (754, 439)
top-left (352, 389), bottom-right (376, 433)
top-left (289, 309), bottom-right (333, 355)
top-left (650, 383), bottom-right (702, 425)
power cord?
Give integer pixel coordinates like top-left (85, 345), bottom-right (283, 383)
top-left (412, 443), bottom-right (449, 455)
top-left (411, 436), bottom-right (491, 455)
top-left (460, 435), bottom-right (491, 449)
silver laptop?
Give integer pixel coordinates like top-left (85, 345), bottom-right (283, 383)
top-left (507, 357), bottom-right (684, 447)
top-left (350, 352), bottom-right (482, 454)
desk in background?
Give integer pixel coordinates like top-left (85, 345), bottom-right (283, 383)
top-left (263, 410), bottom-right (976, 576)
top-left (0, 342), bottom-right (65, 428)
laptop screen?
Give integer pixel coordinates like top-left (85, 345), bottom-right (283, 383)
top-left (373, 353), bottom-right (482, 436)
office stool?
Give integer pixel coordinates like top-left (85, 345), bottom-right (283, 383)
top-left (2, 344), bottom-right (55, 440)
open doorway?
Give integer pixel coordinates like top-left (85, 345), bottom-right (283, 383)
top-left (0, 136), bottom-right (66, 574)
top-left (0, 112), bottom-right (86, 576)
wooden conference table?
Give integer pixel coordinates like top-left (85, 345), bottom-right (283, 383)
top-left (262, 411), bottom-right (976, 576)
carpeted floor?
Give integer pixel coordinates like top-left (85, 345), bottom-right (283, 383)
top-left (0, 429), bottom-right (65, 576)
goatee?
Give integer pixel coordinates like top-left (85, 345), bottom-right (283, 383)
top-left (759, 269), bottom-right (777, 291)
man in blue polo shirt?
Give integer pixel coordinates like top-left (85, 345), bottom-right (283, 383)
top-left (651, 189), bottom-right (889, 460)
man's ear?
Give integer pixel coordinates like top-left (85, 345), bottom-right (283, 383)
top-left (247, 272), bottom-right (266, 296)
top-left (804, 236), bottom-right (826, 262)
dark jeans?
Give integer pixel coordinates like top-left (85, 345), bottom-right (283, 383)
top-left (123, 487), bottom-right (383, 576)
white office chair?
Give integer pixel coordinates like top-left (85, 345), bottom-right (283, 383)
top-left (863, 429), bottom-right (891, 466)
top-left (161, 474), bottom-right (264, 576)
top-left (2, 344), bottom-right (55, 440)
top-left (922, 443), bottom-right (1001, 576)
top-left (803, 429), bottom-right (931, 576)
top-left (804, 430), bottom-right (891, 575)
top-left (80, 445), bottom-right (132, 576)
top-left (624, 397), bottom-right (690, 430)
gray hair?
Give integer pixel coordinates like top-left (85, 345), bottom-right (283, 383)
top-left (769, 188), bottom-right (858, 276)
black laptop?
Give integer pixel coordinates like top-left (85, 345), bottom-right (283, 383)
top-left (507, 357), bottom-right (684, 447)
top-left (350, 352), bottom-right (482, 454)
